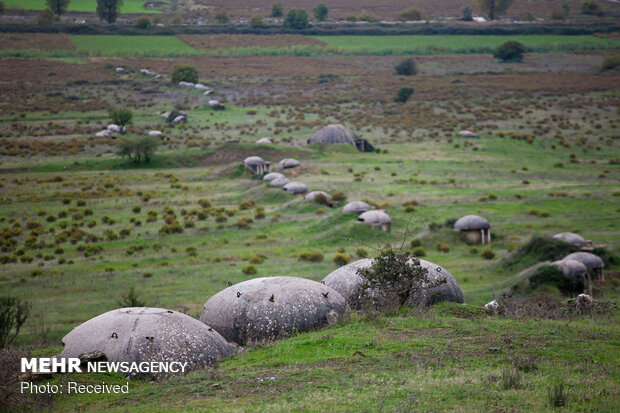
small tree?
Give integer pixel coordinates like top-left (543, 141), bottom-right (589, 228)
top-left (283, 9), bottom-right (309, 29)
top-left (46, 0), bottom-right (69, 15)
top-left (109, 107), bottom-right (133, 127)
top-left (0, 296), bottom-right (31, 349)
top-left (493, 41), bottom-right (526, 62)
top-left (97, 0), bottom-right (123, 23)
top-left (171, 64), bottom-right (199, 84)
top-left (313, 3), bottom-right (329, 21)
top-left (37, 8), bottom-right (55, 25)
top-left (475, 0), bottom-right (514, 20)
top-left (271, 3), bottom-right (283, 17)
top-left (394, 87), bottom-right (414, 103)
top-left (171, 14), bottom-right (182, 25)
top-left (250, 15), bottom-right (267, 28)
top-left (0, 1), bottom-right (5, 15)
top-left (117, 286), bottom-right (146, 307)
top-left (581, 1), bottom-right (604, 15)
top-left (357, 246), bottom-right (443, 307)
top-left (397, 7), bottom-right (424, 21)
top-left (214, 11), bottom-right (230, 23)
top-left (134, 15), bottom-right (151, 29)
top-left (394, 58), bottom-right (417, 76)
top-left (460, 5), bottom-right (473, 21)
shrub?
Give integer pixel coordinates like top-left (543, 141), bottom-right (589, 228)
top-left (134, 16), bottom-right (152, 29)
top-left (313, 3), bottom-right (329, 21)
top-left (171, 64), bottom-right (199, 84)
top-left (460, 5), bottom-right (473, 21)
top-left (529, 264), bottom-right (584, 295)
top-left (298, 251), bottom-right (324, 262)
top-left (394, 87), bottom-right (414, 103)
top-left (242, 265), bottom-right (257, 275)
top-left (356, 248), bottom-right (368, 258)
top-left (600, 56), bottom-right (620, 71)
top-left (481, 247), bottom-right (495, 259)
top-left (186, 246), bottom-right (197, 257)
top-left (412, 246), bottom-right (426, 257)
top-left (271, 3), bottom-right (283, 17)
top-left (97, 0), bottom-right (123, 23)
top-left (397, 7), bottom-right (424, 21)
top-left (117, 286), bottom-right (146, 307)
top-left (250, 15), bottom-right (267, 28)
top-left (284, 9), bottom-right (309, 29)
top-left (171, 14), bottom-right (182, 25)
top-left (0, 1), bottom-right (5, 15)
top-left (109, 107), bottom-right (133, 127)
top-left (493, 41), bottom-right (526, 62)
top-left (504, 236), bottom-right (578, 268)
top-left (0, 296), bottom-right (31, 348)
top-left (37, 9), bottom-right (55, 26)
top-left (239, 200), bottom-right (254, 210)
top-left (581, 1), bottom-right (604, 15)
top-left (249, 253), bottom-right (266, 264)
top-left (357, 246), bottom-right (442, 306)
top-left (410, 239), bottom-right (422, 248)
top-left (357, 13), bottom-right (378, 22)
top-left (331, 191), bottom-right (346, 202)
top-left (214, 11), bottom-right (230, 23)
top-left (47, 0), bottom-right (69, 15)
top-left (333, 252), bottom-right (350, 266)
top-left (394, 58), bottom-right (417, 76)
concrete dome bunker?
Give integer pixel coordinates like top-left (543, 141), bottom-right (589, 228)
top-left (454, 215), bottom-right (491, 245)
top-left (200, 276), bottom-right (347, 345)
top-left (60, 307), bottom-right (234, 375)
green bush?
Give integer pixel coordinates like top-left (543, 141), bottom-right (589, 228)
top-left (109, 107), bottom-right (133, 127)
top-left (333, 252), bottom-right (350, 266)
top-left (116, 286), bottom-right (146, 307)
top-left (47, 0), bottom-right (69, 15)
top-left (298, 251), bottom-right (324, 262)
top-left (394, 87), bottom-right (414, 103)
top-left (529, 264), bottom-right (584, 295)
top-left (394, 58), bottom-right (417, 76)
top-left (412, 246), bottom-right (426, 257)
top-left (357, 13), bottom-right (379, 22)
top-left (493, 41), bottom-right (526, 62)
top-left (284, 9), bottom-right (309, 29)
top-left (37, 9), bottom-right (55, 26)
top-left (117, 136), bottom-right (159, 164)
top-left (134, 16), bottom-right (152, 29)
top-left (504, 236), bottom-right (578, 268)
top-left (97, 0), bottom-right (123, 23)
top-left (397, 7), bottom-right (424, 21)
top-left (250, 15), bottom-right (267, 28)
top-left (171, 64), bottom-right (199, 84)
top-left (0, 1), bottom-right (5, 15)
top-left (313, 3), bottom-right (329, 21)
top-left (481, 247), bottom-right (495, 259)
top-left (271, 3), bottom-right (283, 17)
top-left (460, 5), bottom-right (473, 21)
top-left (436, 242), bottom-right (451, 253)
top-left (242, 265), bottom-right (257, 275)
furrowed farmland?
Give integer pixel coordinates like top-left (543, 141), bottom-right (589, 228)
top-left (0, 1), bottom-right (619, 412)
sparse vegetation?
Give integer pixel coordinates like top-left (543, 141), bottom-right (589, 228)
top-left (493, 40), bottom-right (526, 62)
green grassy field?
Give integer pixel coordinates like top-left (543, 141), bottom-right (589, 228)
top-left (312, 34), bottom-right (620, 55)
top-left (69, 35), bottom-right (196, 55)
top-left (3, 0), bottom-right (162, 13)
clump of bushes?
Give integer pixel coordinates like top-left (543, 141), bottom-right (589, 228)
top-left (239, 200), bottom-right (254, 210)
top-left (283, 9), bottom-right (309, 29)
top-left (298, 251), bottom-right (324, 262)
top-left (504, 236), bottom-right (578, 268)
top-left (412, 246), bottom-right (426, 257)
top-left (394, 87), bottom-right (414, 103)
top-left (171, 64), bottom-right (199, 84)
top-left (356, 248), bottom-right (368, 258)
top-left (436, 242), bottom-right (451, 253)
top-left (397, 7), bottom-right (424, 21)
top-left (581, 0), bottom-right (604, 15)
top-left (600, 56), bottom-right (620, 71)
top-left (481, 247), bottom-right (495, 260)
top-left (134, 16), bottom-right (152, 29)
top-left (242, 265), bottom-right (257, 275)
top-left (493, 41), bottom-right (526, 62)
top-left (394, 58), bottom-right (417, 76)
top-left (117, 286), bottom-right (146, 307)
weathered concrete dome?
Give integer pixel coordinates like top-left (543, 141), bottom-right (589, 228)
top-left (263, 172), bottom-right (285, 182)
top-left (60, 308), bottom-right (233, 374)
top-left (454, 215), bottom-right (490, 231)
top-left (322, 258), bottom-right (463, 307)
top-left (308, 124), bottom-right (357, 146)
top-left (305, 191), bottom-right (331, 202)
top-left (458, 130), bottom-right (477, 138)
top-left (551, 259), bottom-right (588, 279)
top-left (563, 252), bottom-right (604, 270)
top-left (283, 181), bottom-right (308, 194)
top-left (342, 201), bottom-right (372, 215)
top-left (553, 232), bottom-right (587, 247)
top-left (244, 156), bottom-right (266, 168)
top-left (322, 258), bottom-right (372, 303)
top-left (268, 177), bottom-right (291, 187)
top-left (276, 158), bottom-right (301, 171)
top-left (358, 210), bottom-right (391, 232)
top-left (200, 277), bottom-right (347, 345)
top-left (256, 137), bottom-right (272, 144)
